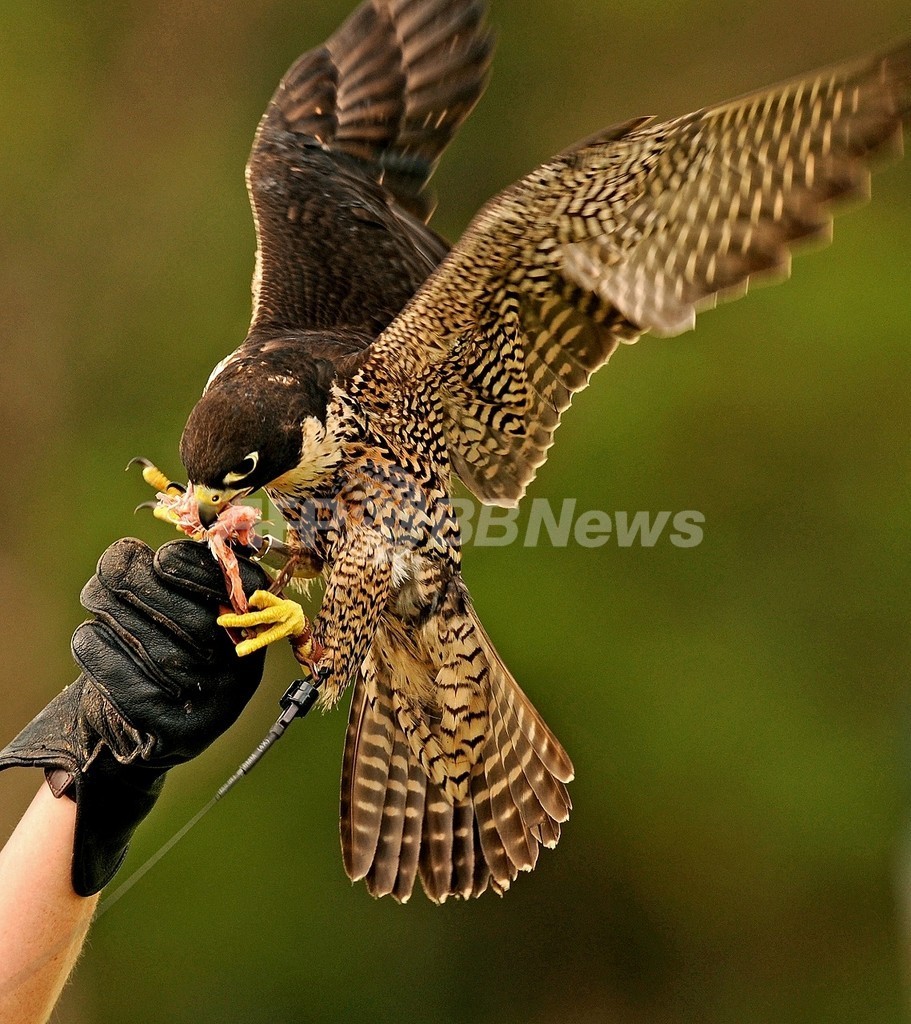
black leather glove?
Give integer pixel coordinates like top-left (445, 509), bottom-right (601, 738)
top-left (0, 538), bottom-right (268, 896)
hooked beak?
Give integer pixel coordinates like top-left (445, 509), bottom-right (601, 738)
top-left (193, 485), bottom-right (250, 527)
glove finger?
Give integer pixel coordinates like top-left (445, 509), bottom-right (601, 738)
top-left (80, 574), bottom-right (220, 669)
top-left (82, 539), bottom-right (221, 654)
top-left (154, 539), bottom-right (269, 604)
top-left (73, 619), bottom-right (263, 762)
top-left (72, 618), bottom-right (185, 700)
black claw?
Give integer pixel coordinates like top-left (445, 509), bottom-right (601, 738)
top-left (134, 501), bottom-right (158, 514)
top-left (126, 456), bottom-right (154, 472)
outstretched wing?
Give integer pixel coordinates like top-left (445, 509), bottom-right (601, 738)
top-left (247, 0), bottom-right (493, 335)
top-left (354, 40), bottom-right (911, 506)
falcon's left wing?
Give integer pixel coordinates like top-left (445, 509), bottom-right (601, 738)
top-left (245, 0), bottom-right (493, 337)
top-left (353, 40), bottom-right (911, 506)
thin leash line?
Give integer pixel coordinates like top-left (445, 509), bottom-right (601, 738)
top-left (0, 679), bottom-right (318, 1001)
top-left (1, 795), bottom-right (221, 999)
top-left (97, 677), bottom-right (319, 920)
top-left (96, 792), bottom-right (222, 918)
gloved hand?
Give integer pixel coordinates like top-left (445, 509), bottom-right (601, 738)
top-left (0, 538), bottom-right (269, 896)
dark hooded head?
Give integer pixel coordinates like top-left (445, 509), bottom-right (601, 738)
top-left (179, 348), bottom-right (336, 524)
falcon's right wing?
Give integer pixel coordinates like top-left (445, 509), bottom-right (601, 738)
top-left (354, 40), bottom-right (911, 506)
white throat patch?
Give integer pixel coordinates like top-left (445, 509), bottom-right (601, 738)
top-left (269, 414), bottom-right (343, 496)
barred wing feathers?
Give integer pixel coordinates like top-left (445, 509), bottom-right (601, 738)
top-left (355, 40), bottom-right (911, 505)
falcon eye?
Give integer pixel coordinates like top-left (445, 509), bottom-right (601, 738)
top-left (224, 451), bottom-right (260, 485)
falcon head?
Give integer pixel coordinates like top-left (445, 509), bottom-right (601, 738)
top-left (179, 349), bottom-right (338, 525)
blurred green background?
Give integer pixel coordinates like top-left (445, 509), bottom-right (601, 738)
top-left (1, 0), bottom-right (910, 1021)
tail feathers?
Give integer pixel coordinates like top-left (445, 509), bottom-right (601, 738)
top-left (340, 606), bottom-right (573, 903)
top-left (417, 790), bottom-right (456, 900)
top-left (362, 720), bottom-right (412, 896)
top-left (339, 667), bottom-right (396, 884)
top-left (475, 608), bottom-right (574, 814)
top-left (341, 668), bottom-right (492, 902)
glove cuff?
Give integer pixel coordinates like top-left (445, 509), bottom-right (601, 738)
top-left (0, 677), bottom-right (168, 896)
top-left (0, 681), bottom-right (85, 786)
top-left (70, 759), bottom-right (167, 896)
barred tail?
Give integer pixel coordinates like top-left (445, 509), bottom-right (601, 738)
top-left (340, 586), bottom-right (573, 903)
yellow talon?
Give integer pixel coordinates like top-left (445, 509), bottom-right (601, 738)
top-left (152, 505), bottom-right (184, 528)
top-left (129, 457), bottom-right (185, 497)
top-left (145, 467), bottom-right (180, 494)
top-left (217, 591), bottom-right (308, 658)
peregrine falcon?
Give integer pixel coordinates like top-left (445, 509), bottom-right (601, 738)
top-left (168, 0), bottom-right (910, 902)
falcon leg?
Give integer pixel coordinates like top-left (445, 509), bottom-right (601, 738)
top-left (249, 533), bottom-right (324, 580)
top-left (309, 530), bottom-right (392, 705)
top-left (217, 591), bottom-right (313, 659)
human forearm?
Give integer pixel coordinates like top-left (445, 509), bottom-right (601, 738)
top-left (0, 784), bottom-right (98, 1024)
top-left (0, 539), bottom-right (269, 1023)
